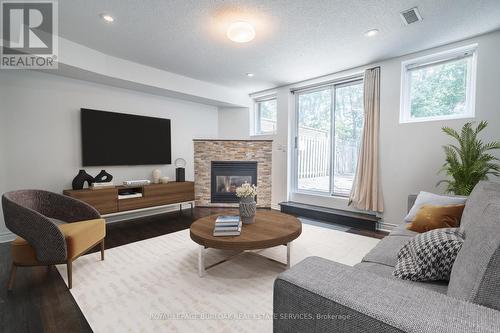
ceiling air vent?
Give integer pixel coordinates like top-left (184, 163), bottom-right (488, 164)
top-left (400, 7), bottom-right (423, 25)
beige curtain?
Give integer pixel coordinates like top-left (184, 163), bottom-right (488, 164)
top-left (349, 67), bottom-right (384, 212)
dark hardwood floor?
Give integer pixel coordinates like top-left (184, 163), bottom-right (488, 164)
top-left (0, 207), bottom-right (386, 333)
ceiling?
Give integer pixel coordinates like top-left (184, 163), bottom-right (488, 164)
top-left (59, 0), bottom-right (500, 94)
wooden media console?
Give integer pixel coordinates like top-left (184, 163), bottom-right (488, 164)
top-left (63, 182), bottom-right (195, 215)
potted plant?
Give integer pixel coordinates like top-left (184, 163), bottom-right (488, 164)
top-left (236, 182), bottom-right (258, 224)
top-left (438, 121), bottom-right (500, 195)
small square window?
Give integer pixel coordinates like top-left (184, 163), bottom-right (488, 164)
top-left (254, 97), bottom-right (277, 135)
top-left (400, 45), bottom-right (477, 123)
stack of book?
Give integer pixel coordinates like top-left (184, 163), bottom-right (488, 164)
top-left (213, 215), bottom-right (242, 237)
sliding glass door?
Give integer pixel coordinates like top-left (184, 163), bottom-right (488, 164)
top-left (296, 87), bottom-right (332, 193)
top-left (333, 81), bottom-right (364, 195)
top-left (294, 79), bottom-right (364, 197)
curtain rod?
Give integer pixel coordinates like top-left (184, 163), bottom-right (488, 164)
top-left (289, 72), bottom-right (364, 94)
top-left (249, 67), bottom-right (374, 97)
top-left (289, 66), bottom-right (382, 94)
top-left (249, 65), bottom-right (384, 97)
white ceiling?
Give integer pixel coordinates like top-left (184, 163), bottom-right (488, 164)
top-left (59, 0), bottom-right (500, 94)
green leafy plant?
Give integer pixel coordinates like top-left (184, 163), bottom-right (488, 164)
top-left (438, 121), bottom-right (500, 195)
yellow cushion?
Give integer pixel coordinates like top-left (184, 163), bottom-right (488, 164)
top-left (12, 236), bottom-right (39, 265)
top-left (59, 219), bottom-right (106, 259)
top-left (12, 218), bottom-right (106, 264)
top-left (407, 204), bottom-right (465, 233)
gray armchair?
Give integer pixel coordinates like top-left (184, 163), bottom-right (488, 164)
top-left (2, 190), bottom-right (106, 289)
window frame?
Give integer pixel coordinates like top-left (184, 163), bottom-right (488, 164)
top-left (291, 77), bottom-right (364, 198)
top-left (399, 44), bottom-right (478, 124)
top-left (253, 95), bottom-right (277, 136)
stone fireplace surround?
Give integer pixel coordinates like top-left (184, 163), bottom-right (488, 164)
top-left (193, 139), bottom-right (272, 207)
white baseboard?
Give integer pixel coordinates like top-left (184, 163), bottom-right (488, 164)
top-left (377, 221), bottom-right (397, 233)
top-left (0, 231), bottom-right (15, 243)
top-left (271, 203), bottom-right (281, 211)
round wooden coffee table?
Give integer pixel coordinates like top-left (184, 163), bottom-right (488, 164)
top-left (190, 210), bottom-right (302, 277)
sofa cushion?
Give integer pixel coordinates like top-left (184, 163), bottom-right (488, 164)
top-left (389, 224), bottom-right (418, 237)
top-left (459, 181), bottom-right (497, 232)
top-left (355, 261), bottom-right (395, 277)
top-left (362, 235), bottom-right (412, 266)
top-left (406, 204), bottom-right (465, 233)
top-left (393, 228), bottom-right (464, 282)
top-left (404, 191), bottom-right (467, 223)
top-left (355, 262), bottom-right (448, 294)
top-left (447, 181), bottom-right (500, 310)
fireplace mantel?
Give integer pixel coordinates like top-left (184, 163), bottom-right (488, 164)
top-left (193, 139), bottom-right (272, 208)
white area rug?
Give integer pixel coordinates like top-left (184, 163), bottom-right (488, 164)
top-left (57, 223), bottom-right (379, 333)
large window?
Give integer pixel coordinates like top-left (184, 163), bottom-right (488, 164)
top-left (400, 45), bottom-right (477, 123)
top-left (254, 96), bottom-right (277, 135)
top-left (294, 79), bottom-right (364, 196)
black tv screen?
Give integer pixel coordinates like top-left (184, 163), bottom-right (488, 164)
top-left (81, 109), bottom-right (172, 166)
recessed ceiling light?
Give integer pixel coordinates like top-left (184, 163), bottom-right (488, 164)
top-left (364, 29), bottom-right (379, 37)
top-left (227, 21), bottom-right (256, 43)
top-left (100, 13), bottom-right (115, 23)
top-left (246, 73), bottom-right (254, 77)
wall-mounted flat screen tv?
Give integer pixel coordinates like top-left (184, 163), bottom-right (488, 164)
top-left (81, 108), bottom-right (172, 166)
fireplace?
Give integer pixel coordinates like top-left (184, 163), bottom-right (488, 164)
top-left (211, 161), bottom-right (258, 203)
top-left (194, 139), bottom-right (272, 207)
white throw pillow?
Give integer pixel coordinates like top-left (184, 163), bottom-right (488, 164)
top-left (404, 191), bottom-right (467, 223)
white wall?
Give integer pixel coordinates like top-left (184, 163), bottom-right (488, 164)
top-left (217, 107), bottom-right (251, 139)
top-left (0, 70), bottom-right (219, 238)
top-left (271, 89), bottom-right (293, 210)
top-left (219, 30), bottom-right (500, 227)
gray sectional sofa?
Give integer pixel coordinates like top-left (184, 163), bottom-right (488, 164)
top-left (274, 181), bottom-right (500, 332)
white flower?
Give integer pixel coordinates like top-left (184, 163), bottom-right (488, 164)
top-left (235, 182), bottom-right (257, 198)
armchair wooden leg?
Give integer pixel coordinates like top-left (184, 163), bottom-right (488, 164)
top-left (67, 260), bottom-right (73, 289)
top-left (100, 239), bottom-right (105, 261)
top-left (7, 264), bottom-right (17, 291)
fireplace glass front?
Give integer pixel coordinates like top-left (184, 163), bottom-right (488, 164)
top-left (211, 161), bottom-right (257, 203)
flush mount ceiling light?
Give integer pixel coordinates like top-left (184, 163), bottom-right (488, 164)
top-left (246, 73), bottom-right (254, 77)
top-left (226, 21), bottom-right (256, 43)
top-left (364, 29), bottom-right (379, 37)
top-left (100, 13), bottom-right (115, 23)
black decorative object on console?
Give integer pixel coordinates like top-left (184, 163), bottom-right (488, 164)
top-left (176, 168), bottom-right (185, 182)
top-left (94, 170), bottom-right (113, 183)
top-left (72, 170), bottom-right (95, 190)
top-left (175, 158), bottom-right (186, 182)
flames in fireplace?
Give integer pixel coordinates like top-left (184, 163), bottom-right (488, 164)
top-left (216, 176), bottom-right (252, 193)
top-left (211, 161), bottom-right (257, 203)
